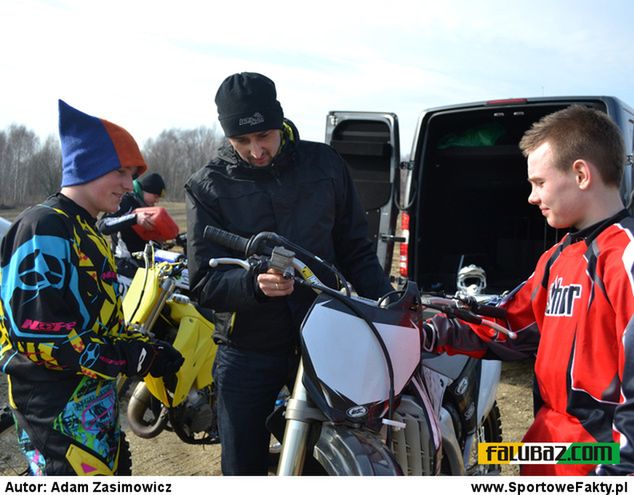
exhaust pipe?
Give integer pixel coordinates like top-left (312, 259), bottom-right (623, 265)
top-left (126, 382), bottom-right (168, 438)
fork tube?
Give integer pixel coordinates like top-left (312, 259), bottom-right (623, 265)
top-left (277, 361), bottom-right (311, 476)
top-left (142, 278), bottom-right (175, 333)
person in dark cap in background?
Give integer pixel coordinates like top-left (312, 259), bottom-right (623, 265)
top-left (0, 100), bottom-right (183, 475)
top-left (99, 171), bottom-right (167, 269)
top-left (185, 72), bottom-right (393, 475)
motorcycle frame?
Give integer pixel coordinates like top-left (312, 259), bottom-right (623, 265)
top-left (123, 257), bottom-right (217, 408)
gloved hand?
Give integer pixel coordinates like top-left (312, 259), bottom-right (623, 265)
top-left (422, 314), bottom-right (510, 358)
top-left (147, 340), bottom-right (184, 378)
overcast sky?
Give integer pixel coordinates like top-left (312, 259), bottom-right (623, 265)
top-left (1, 0), bottom-right (633, 155)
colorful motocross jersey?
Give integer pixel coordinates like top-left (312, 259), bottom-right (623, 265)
top-left (433, 210), bottom-right (634, 475)
top-left (0, 193), bottom-right (152, 475)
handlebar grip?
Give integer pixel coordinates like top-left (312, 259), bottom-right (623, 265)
top-left (453, 308), bottom-right (482, 325)
top-left (472, 303), bottom-right (507, 320)
top-left (203, 226), bottom-right (249, 255)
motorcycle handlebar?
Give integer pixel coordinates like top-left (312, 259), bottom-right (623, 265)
top-left (423, 295), bottom-right (507, 320)
top-left (204, 226), bottom-right (353, 296)
top-left (462, 297), bottom-right (507, 320)
top-left (421, 294), bottom-right (516, 339)
top-left (203, 226), bottom-right (250, 256)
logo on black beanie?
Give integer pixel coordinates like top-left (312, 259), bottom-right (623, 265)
top-left (238, 112), bottom-right (265, 127)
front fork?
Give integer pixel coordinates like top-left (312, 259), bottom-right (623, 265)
top-left (277, 361), bottom-right (320, 475)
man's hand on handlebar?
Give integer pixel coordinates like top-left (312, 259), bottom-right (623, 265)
top-left (257, 269), bottom-right (294, 297)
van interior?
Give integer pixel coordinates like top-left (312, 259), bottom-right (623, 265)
top-left (413, 102), bottom-right (607, 294)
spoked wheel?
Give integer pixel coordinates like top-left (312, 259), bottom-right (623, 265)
top-left (466, 402), bottom-right (503, 475)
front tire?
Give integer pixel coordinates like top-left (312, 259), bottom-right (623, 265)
top-left (467, 402), bottom-right (502, 475)
top-left (116, 431), bottom-right (133, 475)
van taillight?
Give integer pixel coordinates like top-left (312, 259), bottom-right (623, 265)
top-left (399, 212), bottom-right (410, 278)
top-left (486, 98), bottom-right (528, 105)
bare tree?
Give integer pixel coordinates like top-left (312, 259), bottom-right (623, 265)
top-left (142, 126), bottom-right (222, 201)
top-left (27, 136), bottom-right (62, 201)
top-left (0, 125), bottom-right (39, 205)
top-left (0, 130), bottom-right (7, 206)
top-left (0, 122), bottom-right (222, 208)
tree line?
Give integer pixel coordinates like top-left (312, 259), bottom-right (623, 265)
top-left (0, 124), bottom-right (224, 207)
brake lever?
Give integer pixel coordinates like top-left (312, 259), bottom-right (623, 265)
top-left (422, 299), bottom-right (517, 340)
top-left (208, 258), bottom-right (251, 271)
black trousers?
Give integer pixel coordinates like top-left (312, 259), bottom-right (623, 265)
top-left (213, 345), bottom-right (298, 475)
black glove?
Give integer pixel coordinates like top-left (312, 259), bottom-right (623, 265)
top-left (148, 340), bottom-right (184, 378)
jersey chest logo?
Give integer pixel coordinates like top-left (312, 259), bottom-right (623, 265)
top-left (545, 277), bottom-right (582, 317)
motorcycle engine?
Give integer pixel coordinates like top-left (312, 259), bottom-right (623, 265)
top-left (179, 388), bottom-right (215, 433)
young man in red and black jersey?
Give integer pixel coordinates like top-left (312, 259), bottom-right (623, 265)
top-left (424, 105), bottom-right (634, 475)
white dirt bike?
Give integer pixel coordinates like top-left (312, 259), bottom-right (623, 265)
top-left (203, 226), bottom-right (513, 476)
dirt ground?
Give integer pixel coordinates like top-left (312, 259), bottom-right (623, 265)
top-left (0, 359), bottom-right (534, 476)
top-left (123, 358), bottom-right (535, 476)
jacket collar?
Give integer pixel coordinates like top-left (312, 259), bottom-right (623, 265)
top-left (50, 192), bottom-right (98, 225)
top-left (217, 119), bottom-right (300, 174)
top-left (567, 208), bottom-right (630, 246)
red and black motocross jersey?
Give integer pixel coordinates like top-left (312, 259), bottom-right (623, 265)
top-left (434, 210), bottom-right (634, 475)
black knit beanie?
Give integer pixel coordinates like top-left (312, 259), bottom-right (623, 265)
top-left (138, 172), bottom-right (166, 196)
top-left (215, 72), bottom-right (284, 137)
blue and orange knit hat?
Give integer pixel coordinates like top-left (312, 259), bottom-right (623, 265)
top-left (59, 99), bottom-right (148, 187)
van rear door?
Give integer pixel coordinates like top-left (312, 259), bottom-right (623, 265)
top-left (325, 112), bottom-right (400, 272)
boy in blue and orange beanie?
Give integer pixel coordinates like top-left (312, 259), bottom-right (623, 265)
top-left (0, 100), bottom-right (183, 475)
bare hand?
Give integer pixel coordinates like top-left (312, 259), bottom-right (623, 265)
top-left (137, 212), bottom-right (155, 231)
top-left (257, 269), bottom-right (294, 297)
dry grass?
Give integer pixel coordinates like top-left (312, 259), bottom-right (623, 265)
top-left (161, 201), bottom-right (187, 231)
top-left (0, 201), bottom-right (188, 229)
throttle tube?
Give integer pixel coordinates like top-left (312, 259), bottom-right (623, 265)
top-left (452, 308), bottom-right (482, 325)
top-left (203, 226), bottom-right (250, 255)
top-left (470, 302), bottom-right (507, 320)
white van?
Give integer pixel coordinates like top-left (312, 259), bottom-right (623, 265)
top-left (326, 96), bottom-right (634, 294)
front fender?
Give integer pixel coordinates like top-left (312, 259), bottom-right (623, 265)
top-left (313, 424), bottom-right (403, 476)
top-left (144, 314), bottom-right (216, 407)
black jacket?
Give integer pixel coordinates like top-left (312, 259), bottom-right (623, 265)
top-left (185, 122), bottom-right (392, 353)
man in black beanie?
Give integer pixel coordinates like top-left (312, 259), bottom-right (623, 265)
top-left (185, 72), bottom-right (393, 475)
top-left (99, 172), bottom-right (167, 272)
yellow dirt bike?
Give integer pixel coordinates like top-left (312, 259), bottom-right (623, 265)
top-left (122, 244), bottom-right (222, 445)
